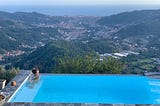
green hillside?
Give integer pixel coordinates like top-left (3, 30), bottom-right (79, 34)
top-left (13, 40), bottom-right (92, 72)
top-left (98, 10), bottom-right (160, 25)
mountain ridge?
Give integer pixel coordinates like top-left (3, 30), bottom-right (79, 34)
top-left (0, 9), bottom-right (160, 73)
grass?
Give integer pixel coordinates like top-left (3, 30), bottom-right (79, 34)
top-left (139, 59), bottom-right (154, 63)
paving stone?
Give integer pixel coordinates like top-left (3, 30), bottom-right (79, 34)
top-left (113, 104), bottom-right (124, 106)
top-left (99, 104), bottom-right (113, 106)
top-left (124, 104), bottom-right (135, 106)
top-left (2, 70), bottom-right (31, 102)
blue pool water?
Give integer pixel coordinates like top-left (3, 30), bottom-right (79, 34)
top-left (9, 75), bottom-right (160, 104)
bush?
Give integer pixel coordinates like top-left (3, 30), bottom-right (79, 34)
top-left (0, 67), bottom-right (19, 83)
top-left (54, 54), bottom-right (123, 74)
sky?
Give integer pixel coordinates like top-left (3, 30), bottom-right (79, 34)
top-left (0, 0), bottom-right (160, 5)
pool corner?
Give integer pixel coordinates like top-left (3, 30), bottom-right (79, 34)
top-left (1, 70), bottom-right (31, 102)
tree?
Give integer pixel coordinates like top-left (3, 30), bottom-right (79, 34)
top-left (54, 54), bottom-right (123, 74)
top-left (0, 67), bottom-right (19, 83)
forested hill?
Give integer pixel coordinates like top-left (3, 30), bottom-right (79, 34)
top-left (0, 11), bottom-right (98, 53)
top-left (12, 40), bottom-right (123, 74)
top-left (0, 10), bottom-right (160, 54)
top-left (98, 9), bottom-right (160, 25)
top-left (13, 40), bottom-right (93, 72)
top-left (0, 10), bottom-right (160, 73)
top-left (0, 11), bottom-right (71, 24)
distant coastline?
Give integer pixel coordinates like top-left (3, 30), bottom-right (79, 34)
top-left (0, 5), bottom-right (160, 16)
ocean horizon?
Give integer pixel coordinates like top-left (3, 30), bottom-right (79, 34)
top-left (0, 5), bottom-right (160, 16)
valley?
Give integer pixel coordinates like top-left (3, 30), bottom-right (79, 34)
top-left (0, 10), bottom-right (160, 74)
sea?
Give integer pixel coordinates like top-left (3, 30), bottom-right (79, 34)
top-left (0, 5), bottom-right (160, 16)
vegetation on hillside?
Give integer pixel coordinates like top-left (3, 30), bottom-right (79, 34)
top-left (98, 10), bottom-right (160, 25)
top-left (55, 54), bottom-right (123, 74)
top-left (0, 67), bottom-right (19, 83)
top-left (0, 10), bottom-right (160, 74)
top-left (12, 40), bottom-right (123, 74)
top-left (13, 40), bottom-right (93, 73)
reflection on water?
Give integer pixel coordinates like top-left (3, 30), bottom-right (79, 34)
top-left (26, 74), bottom-right (40, 89)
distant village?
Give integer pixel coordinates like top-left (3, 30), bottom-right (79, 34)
top-left (0, 50), bottom-right (25, 61)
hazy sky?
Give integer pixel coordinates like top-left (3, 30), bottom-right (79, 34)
top-left (0, 0), bottom-right (160, 5)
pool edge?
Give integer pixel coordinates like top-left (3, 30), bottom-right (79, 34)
top-left (1, 70), bottom-right (31, 102)
top-left (7, 73), bottom-right (31, 102)
top-left (3, 71), bottom-right (160, 106)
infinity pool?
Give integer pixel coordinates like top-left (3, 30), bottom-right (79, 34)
top-left (9, 75), bottom-right (160, 104)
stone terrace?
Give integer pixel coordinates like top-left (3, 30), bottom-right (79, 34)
top-left (1, 70), bottom-right (31, 102)
top-left (3, 103), bottom-right (160, 106)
